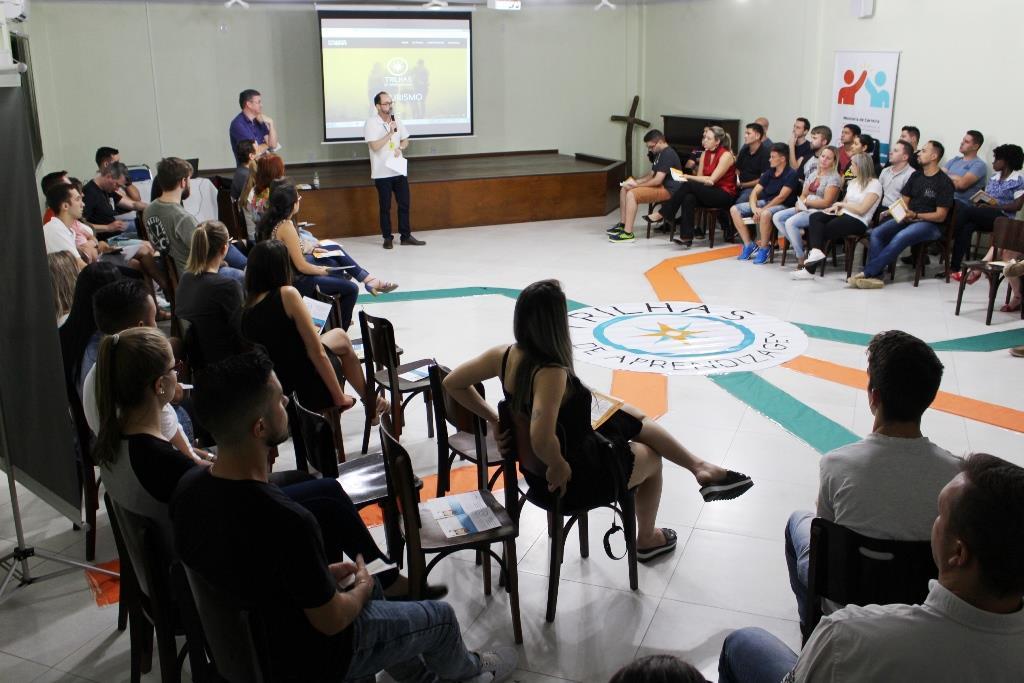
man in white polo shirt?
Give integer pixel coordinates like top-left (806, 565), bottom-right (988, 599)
top-left (364, 91), bottom-right (425, 250)
top-left (718, 452), bottom-right (1024, 682)
top-left (42, 183), bottom-right (87, 269)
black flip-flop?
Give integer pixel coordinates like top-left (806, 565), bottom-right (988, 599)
top-left (700, 471), bottom-right (754, 502)
top-left (637, 528), bottom-right (678, 563)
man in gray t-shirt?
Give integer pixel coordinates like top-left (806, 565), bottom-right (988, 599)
top-left (143, 157), bottom-right (198, 276)
top-left (785, 330), bottom-right (960, 634)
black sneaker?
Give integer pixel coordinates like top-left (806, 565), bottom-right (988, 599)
top-left (699, 471), bottom-right (753, 502)
top-left (606, 223), bottom-right (625, 235)
top-left (609, 230), bottom-right (635, 242)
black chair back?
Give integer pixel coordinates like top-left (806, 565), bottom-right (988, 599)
top-left (498, 399), bottom-right (549, 480)
top-left (379, 414), bottom-right (423, 556)
top-left (183, 564), bottom-right (271, 683)
top-left (807, 518), bottom-right (936, 633)
top-left (359, 310), bottom-right (401, 381)
top-left (291, 392), bottom-right (341, 478)
top-left (108, 500), bottom-right (172, 614)
top-left (992, 217), bottom-right (1024, 256)
top-left (428, 364), bottom-right (482, 435)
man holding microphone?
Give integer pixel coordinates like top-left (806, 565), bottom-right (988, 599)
top-left (364, 92), bottom-right (425, 249)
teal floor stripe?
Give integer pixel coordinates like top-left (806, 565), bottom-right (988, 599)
top-left (794, 323), bottom-right (874, 347)
top-left (357, 286), bottom-right (587, 310)
top-left (930, 327), bottom-right (1024, 353)
top-left (796, 322), bottom-right (1024, 353)
top-left (709, 373), bottom-right (860, 455)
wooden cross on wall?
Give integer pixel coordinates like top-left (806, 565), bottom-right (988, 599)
top-left (611, 95), bottom-right (650, 178)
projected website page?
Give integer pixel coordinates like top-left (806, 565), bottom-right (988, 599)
top-left (320, 14), bottom-right (473, 141)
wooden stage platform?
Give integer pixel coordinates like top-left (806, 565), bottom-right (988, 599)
top-left (209, 150), bottom-right (625, 239)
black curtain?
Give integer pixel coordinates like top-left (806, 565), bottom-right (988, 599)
top-left (0, 86), bottom-right (81, 522)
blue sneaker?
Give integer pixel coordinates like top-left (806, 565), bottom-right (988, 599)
top-left (752, 246), bottom-right (770, 264)
top-left (738, 242), bottom-right (757, 260)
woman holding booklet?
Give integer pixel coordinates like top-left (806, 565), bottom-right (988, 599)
top-left (771, 146), bottom-right (842, 272)
top-left (256, 181), bottom-right (397, 330)
top-left (797, 153), bottom-right (882, 280)
top-left (444, 279), bottom-right (753, 563)
top-left (645, 126), bottom-right (738, 248)
top-left (241, 240), bottom-right (389, 421)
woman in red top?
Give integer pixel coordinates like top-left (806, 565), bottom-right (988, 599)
top-left (646, 126), bottom-right (738, 248)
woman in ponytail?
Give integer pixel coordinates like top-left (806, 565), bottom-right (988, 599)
top-left (645, 125), bottom-right (740, 248)
top-left (254, 180), bottom-right (398, 329)
top-left (92, 327), bottom-right (195, 540)
top-left (176, 221), bottom-right (249, 366)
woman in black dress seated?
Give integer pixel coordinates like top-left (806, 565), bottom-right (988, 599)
top-left (241, 240), bottom-right (387, 421)
top-left (444, 279), bottom-right (753, 562)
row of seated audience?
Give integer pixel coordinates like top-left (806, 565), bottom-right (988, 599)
top-left (40, 141), bottom-right (1022, 681)
top-left (611, 119), bottom-right (1024, 303)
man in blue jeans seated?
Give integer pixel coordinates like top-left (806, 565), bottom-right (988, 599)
top-left (171, 350), bottom-right (517, 683)
top-left (783, 331), bottom-right (959, 636)
top-left (718, 452), bottom-right (1024, 682)
top-left (730, 143), bottom-right (799, 264)
top-left (849, 141), bottom-right (954, 289)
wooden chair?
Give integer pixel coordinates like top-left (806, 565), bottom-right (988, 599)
top-left (358, 310), bottom-right (434, 453)
top-left (909, 203), bottom-right (956, 286)
top-left (694, 207), bottom-right (723, 248)
top-left (291, 392), bottom-right (347, 468)
top-left (182, 565), bottom-right (272, 683)
top-left (955, 217), bottom-right (1024, 325)
top-left (428, 364), bottom-right (502, 497)
top-left (499, 400), bottom-right (638, 623)
top-left (379, 414), bottom-right (523, 643)
top-left (107, 499), bottom-right (207, 683)
top-left (66, 384), bottom-right (99, 561)
top-left (804, 518), bottom-right (935, 644)
top-left (103, 495), bottom-right (145, 666)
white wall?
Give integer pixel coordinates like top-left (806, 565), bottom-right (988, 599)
top-left (642, 0), bottom-right (1024, 165)
top-left (26, 1), bottom-right (643, 179)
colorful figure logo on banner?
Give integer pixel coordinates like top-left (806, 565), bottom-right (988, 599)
top-left (837, 69), bottom-right (867, 105)
top-left (863, 71), bottom-right (891, 108)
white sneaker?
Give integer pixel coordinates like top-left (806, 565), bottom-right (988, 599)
top-left (804, 248), bottom-right (827, 265)
top-left (791, 268), bottom-right (816, 280)
top-left (468, 646), bottom-right (518, 683)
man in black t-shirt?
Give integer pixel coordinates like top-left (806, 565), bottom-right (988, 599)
top-left (172, 351), bottom-right (517, 683)
top-left (83, 162), bottom-right (146, 239)
top-left (608, 129), bottom-right (683, 242)
top-left (734, 123), bottom-right (771, 204)
top-left (788, 118), bottom-right (813, 173)
top-left (852, 140), bottom-right (955, 288)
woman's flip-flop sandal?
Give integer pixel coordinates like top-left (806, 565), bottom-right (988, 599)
top-left (700, 470), bottom-right (754, 502)
top-left (637, 528), bottom-right (678, 563)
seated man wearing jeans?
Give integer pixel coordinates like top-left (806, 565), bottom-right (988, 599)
top-left (783, 330), bottom-right (959, 636)
top-left (718, 452), bottom-right (1024, 682)
top-left (172, 351), bottom-right (517, 683)
top-left (731, 143), bottom-right (799, 264)
top-left (849, 141), bottom-right (954, 289)
top-left (608, 129), bottom-right (682, 242)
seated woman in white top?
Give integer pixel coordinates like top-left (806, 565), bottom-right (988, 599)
top-left (798, 153), bottom-right (883, 279)
top-left (771, 146), bottom-right (842, 271)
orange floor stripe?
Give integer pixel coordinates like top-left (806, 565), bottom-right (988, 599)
top-left (644, 245), bottom-right (742, 301)
top-left (611, 370), bottom-right (668, 419)
top-left (784, 356), bottom-right (1024, 434)
top-left (85, 559), bottom-right (121, 607)
top-left (359, 463), bottom-right (516, 527)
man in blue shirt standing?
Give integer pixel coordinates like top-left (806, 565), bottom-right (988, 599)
top-left (943, 130), bottom-right (987, 204)
top-left (229, 89), bottom-right (278, 157)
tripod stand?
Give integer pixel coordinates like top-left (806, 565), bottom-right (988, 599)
top-left (0, 390), bottom-right (118, 605)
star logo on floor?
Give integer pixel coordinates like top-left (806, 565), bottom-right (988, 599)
top-left (638, 322), bottom-right (702, 345)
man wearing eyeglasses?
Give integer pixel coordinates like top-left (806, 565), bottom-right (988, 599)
top-left (364, 91), bottom-right (426, 250)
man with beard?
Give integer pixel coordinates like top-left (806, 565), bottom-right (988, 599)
top-left (143, 157), bottom-right (246, 281)
top-left (171, 350), bottom-right (518, 683)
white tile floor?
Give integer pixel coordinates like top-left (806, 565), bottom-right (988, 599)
top-left (2, 214), bottom-right (1022, 682)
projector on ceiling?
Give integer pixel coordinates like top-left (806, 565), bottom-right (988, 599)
top-left (487, 0), bottom-right (521, 10)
